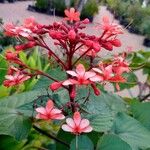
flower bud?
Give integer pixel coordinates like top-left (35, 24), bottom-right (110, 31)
top-left (102, 42), bottom-right (113, 51)
top-left (111, 39), bottom-right (121, 47)
top-left (50, 82), bottom-right (62, 91)
top-left (82, 18), bottom-right (90, 24)
top-left (68, 29), bottom-right (76, 41)
top-left (91, 84), bottom-right (101, 96)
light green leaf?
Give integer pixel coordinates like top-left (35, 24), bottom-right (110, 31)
top-left (96, 134), bottom-right (132, 150)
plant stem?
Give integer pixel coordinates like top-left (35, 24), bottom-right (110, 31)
top-left (39, 37), bottom-right (67, 69)
top-left (76, 135), bottom-right (78, 150)
top-left (33, 125), bottom-right (70, 148)
top-left (73, 48), bottom-right (91, 66)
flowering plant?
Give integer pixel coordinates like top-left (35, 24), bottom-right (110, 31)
top-left (1, 8), bottom-right (150, 150)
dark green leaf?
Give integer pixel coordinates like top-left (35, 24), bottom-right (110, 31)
top-left (33, 68), bottom-right (67, 89)
top-left (70, 135), bottom-right (94, 150)
top-left (82, 90), bottom-right (126, 132)
top-left (130, 102), bottom-right (150, 130)
top-left (0, 108), bottom-right (32, 140)
top-left (96, 134), bottom-right (132, 150)
top-left (0, 89), bottom-right (49, 140)
top-left (0, 135), bottom-right (25, 150)
top-left (112, 113), bottom-right (150, 149)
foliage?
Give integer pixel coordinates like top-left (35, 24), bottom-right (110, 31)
top-left (81, 0), bottom-right (99, 19)
top-left (106, 0), bottom-right (150, 37)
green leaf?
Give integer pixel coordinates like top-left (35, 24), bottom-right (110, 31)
top-left (0, 108), bottom-right (31, 140)
top-left (0, 89), bottom-right (49, 140)
top-left (0, 54), bottom-right (7, 84)
top-left (0, 135), bottom-right (26, 150)
top-left (96, 134), bottom-right (132, 150)
top-left (82, 90), bottom-right (126, 132)
top-left (112, 113), bottom-right (150, 150)
top-left (56, 129), bottom-right (74, 150)
top-left (33, 68), bottom-right (67, 89)
top-left (115, 72), bottom-right (137, 91)
top-left (19, 52), bottom-right (27, 63)
top-left (70, 135), bottom-right (94, 150)
top-left (130, 102), bottom-right (150, 130)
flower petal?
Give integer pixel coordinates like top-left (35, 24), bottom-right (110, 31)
top-left (66, 118), bottom-right (75, 128)
top-left (73, 111), bottom-right (81, 126)
top-left (80, 119), bottom-right (90, 129)
top-left (76, 64), bottom-right (85, 76)
top-left (51, 113), bottom-right (65, 120)
top-left (62, 124), bottom-right (73, 132)
top-left (84, 71), bottom-right (96, 79)
top-left (35, 107), bottom-right (46, 114)
top-left (46, 100), bottom-right (54, 112)
top-left (66, 71), bottom-right (77, 77)
top-left (82, 126), bottom-right (93, 133)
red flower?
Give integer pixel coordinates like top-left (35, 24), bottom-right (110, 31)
top-left (101, 16), bottom-right (123, 35)
top-left (62, 111), bottom-right (92, 135)
top-left (5, 51), bottom-right (23, 65)
top-left (4, 23), bottom-right (32, 38)
top-left (63, 64), bottom-right (97, 86)
top-left (64, 8), bottom-right (80, 22)
top-left (35, 100), bottom-right (65, 120)
top-left (15, 41), bottom-right (36, 51)
top-left (3, 71), bottom-right (30, 87)
top-left (23, 17), bottom-right (37, 30)
top-left (112, 54), bottom-right (130, 75)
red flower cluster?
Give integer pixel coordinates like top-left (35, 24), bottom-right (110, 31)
top-left (3, 66), bottom-right (30, 87)
top-left (3, 8), bottom-right (130, 135)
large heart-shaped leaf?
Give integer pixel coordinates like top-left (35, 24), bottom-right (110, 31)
top-left (0, 89), bottom-right (49, 140)
top-left (0, 108), bottom-right (31, 141)
top-left (82, 90), bottom-right (126, 132)
top-left (112, 113), bottom-right (150, 150)
top-left (130, 102), bottom-right (150, 130)
top-left (33, 68), bottom-right (67, 89)
top-left (96, 134), bottom-right (132, 150)
top-left (70, 135), bottom-right (94, 150)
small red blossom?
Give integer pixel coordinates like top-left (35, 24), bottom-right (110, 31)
top-left (35, 100), bottom-right (65, 120)
top-left (112, 54), bottom-right (130, 75)
top-left (84, 40), bottom-right (101, 52)
top-left (23, 17), bottom-right (37, 30)
top-left (101, 16), bottom-right (123, 35)
top-left (49, 30), bottom-right (63, 40)
top-left (64, 8), bottom-right (80, 22)
top-left (15, 41), bottom-right (36, 51)
top-left (50, 81), bottom-right (63, 92)
top-left (3, 71), bottom-right (30, 87)
top-left (62, 111), bottom-right (92, 135)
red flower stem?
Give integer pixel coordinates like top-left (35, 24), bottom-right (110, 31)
top-left (24, 65), bottom-right (68, 90)
top-left (74, 44), bottom-right (84, 52)
top-left (69, 85), bottom-right (76, 113)
top-left (38, 37), bottom-right (67, 69)
top-left (99, 30), bottom-right (107, 40)
top-left (72, 47), bottom-right (91, 66)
